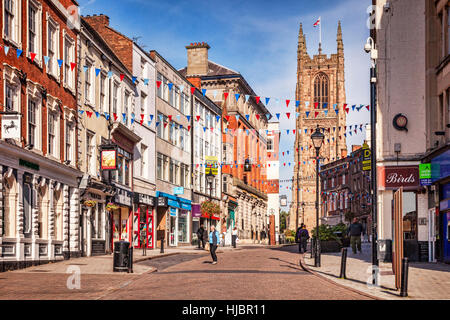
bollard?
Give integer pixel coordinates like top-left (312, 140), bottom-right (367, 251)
top-left (400, 257), bottom-right (409, 297)
top-left (160, 238), bottom-right (165, 254)
top-left (128, 247), bottom-right (133, 274)
top-left (339, 248), bottom-right (348, 279)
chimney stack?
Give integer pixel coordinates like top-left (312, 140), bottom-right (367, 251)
top-left (185, 42), bottom-right (210, 76)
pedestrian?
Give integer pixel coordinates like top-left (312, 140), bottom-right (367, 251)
top-left (298, 224), bottom-right (309, 253)
top-left (232, 227), bottom-right (238, 248)
top-left (295, 225), bottom-right (302, 252)
top-left (209, 225), bottom-right (220, 264)
top-left (196, 224), bottom-right (205, 249)
top-left (203, 227), bottom-right (209, 250)
top-left (347, 218), bottom-right (364, 254)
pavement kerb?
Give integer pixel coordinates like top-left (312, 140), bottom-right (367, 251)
top-left (299, 253), bottom-right (383, 301)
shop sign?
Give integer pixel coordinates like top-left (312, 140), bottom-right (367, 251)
top-left (1, 114), bottom-right (21, 140)
top-left (379, 166), bottom-right (419, 190)
top-left (157, 196), bottom-right (168, 207)
top-left (205, 156), bottom-right (218, 176)
top-left (114, 188), bottom-right (132, 207)
top-left (280, 195), bottom-right (288, 207)
top-left (134, 193), bottom-right (155, 206)
top-left (192, 204), bottom-right (202, 218)
top-left (19, 159), bottom-right (39, 171)
top-left (173, 187), bottom-right (184, 195)
top-left (170, 207), bottom-right (177, 217)
top-left (101, 149), bottom-right (117, 170)
top-left (419, 163), bottom-right (432, 186)
top-left (362, 143), bottom-right (371, 171)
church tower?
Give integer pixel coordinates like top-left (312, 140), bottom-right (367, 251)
top-left (290, 21), bottom-right (347, 231)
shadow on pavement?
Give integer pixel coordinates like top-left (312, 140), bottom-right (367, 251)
top-left (157, 269), bottom-right (308, 275)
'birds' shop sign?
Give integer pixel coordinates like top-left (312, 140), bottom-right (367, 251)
top-left (378, 166), bottom-right (419, 190)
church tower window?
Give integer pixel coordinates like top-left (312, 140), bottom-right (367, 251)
top-left (314, 72), bottom-right (329, 108)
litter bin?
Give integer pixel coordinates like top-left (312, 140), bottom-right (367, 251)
top-left (113, 241), bottom-right (130, 272)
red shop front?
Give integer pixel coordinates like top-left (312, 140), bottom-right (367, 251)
top-left (133, 193), bottom-right (156, 249)
top-left (200, 211), bottom-right (221, 230)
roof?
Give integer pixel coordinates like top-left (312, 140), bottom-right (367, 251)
top-left (178, 60), bottom-right (239, 77)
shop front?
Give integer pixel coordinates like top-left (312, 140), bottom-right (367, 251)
top-left (110, 188), bottom-right (133, 251)
top-left (133, 193), bottom-right (155, 249)
top-left (378, 165), bottom-right (426, 262)
top-left (428, 148), bottom-right (450, 263)
top-left (156, 191), bottom-right (191, 247)
top-left (191, 204), bottom-right (202, 245)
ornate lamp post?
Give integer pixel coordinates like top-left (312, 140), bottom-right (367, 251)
top-left (311, 125), bottom-right (325, 267)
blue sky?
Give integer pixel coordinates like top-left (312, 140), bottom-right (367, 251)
top-left (79, 0), bottom-right (372, 207)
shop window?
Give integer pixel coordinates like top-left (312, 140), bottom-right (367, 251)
top-left (38, 184), bottom-right (49, 239)
top-left (23, 177), bottom-right (32, 238)
top-left (402, 191), bottom-right (417, 240)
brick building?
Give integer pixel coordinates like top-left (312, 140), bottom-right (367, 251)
top-left (0, 0), bottom-right (81, 270)
top-left (320, 145), bottom-right (371, 232)
top-left (290, 22), bottom-right (347, 233)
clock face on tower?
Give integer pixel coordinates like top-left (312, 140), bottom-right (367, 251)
top-left (290, 21), bottom-right (348, 232)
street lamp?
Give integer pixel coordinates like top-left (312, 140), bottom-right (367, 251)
top-left (364, 36), bottom-right (379, 285)
top-left (301, 202), bottom-right (306, 225)
top-left (311, 125), bottom-right (324, 267)
top-left (206, 174), bottom-right (215, 228)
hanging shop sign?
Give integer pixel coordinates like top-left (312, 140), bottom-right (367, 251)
top-left (192, 204), bottom-right (202, 218)
top-left (157, 196), bottom-right (168, 207)
top-left (419, 163), bottom-right (432, 186)
top-left (378, 166), bottom-right (419, 190)
top-left (362, 142), bottom-right (371, 171)
top-left (280, 195), bottom-right (288, 207)
top-left (100, 145), bottom-right (118, 170)
top-left (1, 113), bottom-right (21, 140)
top-left (170, 207), bottom-right (177, 217)
top-left (205, 156), bottom-right (219, 176)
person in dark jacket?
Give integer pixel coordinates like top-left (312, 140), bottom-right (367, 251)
top-left (297, 224), bottom-right (310, 253)
top-left (197, 225), bottom-right (205, 249)
top-left (348, 218), bottom-right (364, 254)
top-left (209, 225), bottom-right (220, 264)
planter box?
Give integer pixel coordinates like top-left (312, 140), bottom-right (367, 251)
top-left (319, 240), bottom-right (342, 253)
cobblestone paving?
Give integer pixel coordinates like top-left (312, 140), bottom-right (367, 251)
top-left (0, 245), bottom-right (372, 300)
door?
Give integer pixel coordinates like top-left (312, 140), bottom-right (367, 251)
top-left (169, 209), bottom-right (178, 246)
top-left (443, 212), bottom-right (450, 263)
top-left (428, 208), bottom-right (436, 262)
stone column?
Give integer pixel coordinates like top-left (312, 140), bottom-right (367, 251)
top-left (48, 180), bottom-right (55, 260)
top-left (87, 207), bottom-right (92, 257)
top-left (69, 187), bottom-right (80, 256)
top-left (16, 170), bottom-right (24, 262)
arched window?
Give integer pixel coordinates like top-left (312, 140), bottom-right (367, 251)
top-left (314, 73), bottom-right (329, 108)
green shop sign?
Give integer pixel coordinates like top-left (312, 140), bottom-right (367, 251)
top-left (19, 159), bottom-right (40, 171)
top-left (419, 163), bottom-right (431, 179)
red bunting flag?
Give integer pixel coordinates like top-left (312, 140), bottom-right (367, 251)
top-left (71, 62), bottom-right (76, 71)
top-left (113, 113), bottom-right (118, 121)
top-left (168, 115), bottom-right (172, 121)
top-left (315, 111), bottom-right (319, 118)
top-left (196, 115), bottom-right (201, 122)
top-left (225, 115), bottom-right (230, 122)
top-left (224, 92), bottom-right (229, 100)
top-left (293, 129), bottom-right (296, 134)
top-left (366, 105), bottom-right (370, 111)
top-left (256, 114), bottom-right (260, 120)
top-left (30, 52), bottom-right (37, 62)
top-left (285, 100), bottom-right (290, 107)
top-left (187, 125), bottom-right (191, 131)
top-left (343, 103), bottom-right (348, 110)
top-left (190, 87), bottom-right (196, 95)
top-left (314, 102), bottom-right (319, 109)
top-left (345, 108), bottom-right (350, 114)
top-left (286, 112), bottom-right (290, 119)
top-left (120, 73), bottom-right (125, 81)
top-left (255, 96), bottom-right (260, 104)
top-left (140, 114), bottom-right (144, 125)
top-left (164, 123), bottom-right (168, 128)
top-left (210, 127), bottom-right (214, 132)
top-left (156, 81), bottom-right (161, 88)
top-left (86, 111), bottom-right (93, 118)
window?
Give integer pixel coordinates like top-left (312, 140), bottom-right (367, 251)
top-left (86, 131), bottom-right (95, 175)
top-left (267, 138), bottom-right (273, 151)
top-left (4, 0), bottom-right (20, 44)
top-left (169, 159), bottom-right (174, 184)
top-left (113, 83), bottom-right (118, 115)
top-left (48, 112), bottom-right (58, 156)
top-left (117, 156), bottom-right (123, 183)
top-left (27, 100), bottom-right (37, 148)
top-left (157, 73), bottom-right (162, 98)
top-left (223, 175), bottom-right (228, 193)
top-left (64, 36), bottom-right (75, 89)
top-left (141, 144), bottom-right (148, 179)
top-left (169, 85), bottom-right (174, 106)
top-left (65, 122), bottom-right (74, 163)
top-left (180, 164), bottom-right (185, 187)
top-left (141, 91), bottom-right (147, 114)
top-left (124, 91), bottom-right (130, 126)
top-left (28, 4), bottom-right (36, 53)
top-left (100, 74), bottom-right (106, 112)
top-left (47, 19), bottom-right (59, 77)
top-left (125, 159), bottom-right (130, 186)
top-left (314, 72), bottom-right (329, 107)
top-left (448, 8), bottom-right (450, 55)
top-left (157, 153), bottom-right (163, 180)
top-left (84, 63), bottom-right (92, 104)
top-left (5, 84), bottom-right (15, 111)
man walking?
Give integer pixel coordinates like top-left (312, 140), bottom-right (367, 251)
top-left (209, 225), bottom-right (220, 264)
top-left (197, 224), bottom-right (205, 249)
top-left (231, 227), bottom-right (238, 248)
top-left (348, 218), bottom-right (364, 254)
top-left (297, 224), bottom-right (310, 253)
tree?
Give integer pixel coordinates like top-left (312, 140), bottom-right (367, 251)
top-left (279, 211), bottom-right (289, 233)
